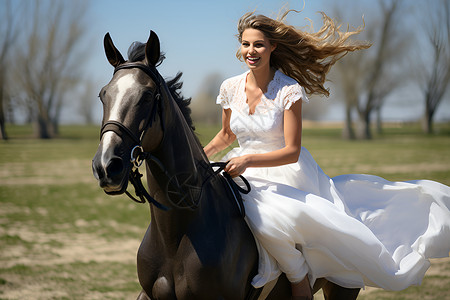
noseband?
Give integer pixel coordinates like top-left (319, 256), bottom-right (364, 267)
top-left (99, 62), bottom-right (168, 210)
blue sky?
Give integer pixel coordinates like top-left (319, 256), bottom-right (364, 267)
top-left (76, 0), bottom-right (448, 122)
top-left (88, 0), bottom-right (327, 97)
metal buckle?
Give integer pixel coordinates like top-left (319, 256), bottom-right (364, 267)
top-left (131, 145), bottom-right (144, 168)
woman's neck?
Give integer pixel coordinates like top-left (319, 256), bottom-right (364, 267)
top-left (247, 67), bottom-right (276, 93)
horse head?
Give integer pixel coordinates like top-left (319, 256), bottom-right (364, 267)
top-left (92, 31), bottom-right (164, 195)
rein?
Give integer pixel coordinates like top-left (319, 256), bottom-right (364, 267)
top-left (99, 62), bottom-right (167, 209)
top-left (210, 162), bottom-right (250, 218)
top-left (100, 62), bottom-right (251, 214)
top-left (128, 145), bottom-right (250, 216)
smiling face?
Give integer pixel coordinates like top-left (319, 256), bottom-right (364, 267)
top-left (240, 28), bottom-right (276, 71)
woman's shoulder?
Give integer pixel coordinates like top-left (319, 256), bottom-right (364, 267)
top-left (221, 71), bottom-right (248, 89)
top-left (274, 70), bottom-right (299, 87)
top-left (217, 71), bottom-right (248, 108)
top-left (271, 70), bottom-right (309, 107)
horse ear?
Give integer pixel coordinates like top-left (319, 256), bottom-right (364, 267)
top-left (104, 32), bottom-right (125, 68)
top-left (145, 30), bottom-right (160, 66)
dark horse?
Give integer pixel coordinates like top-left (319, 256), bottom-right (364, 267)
top-left (92, 30), bottom-right (360, 300)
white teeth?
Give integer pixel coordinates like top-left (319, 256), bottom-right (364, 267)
top-left (247, 57), bottom-right (259, 61)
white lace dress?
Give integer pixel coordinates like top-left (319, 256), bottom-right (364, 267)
top-left (216, 70), bottom-right (450, 290)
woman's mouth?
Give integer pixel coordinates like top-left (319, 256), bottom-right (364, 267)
top-left (247, 56), bottom-right (260, 65)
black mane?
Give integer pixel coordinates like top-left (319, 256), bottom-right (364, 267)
top-left (127, 42), bottom-right (194, 130)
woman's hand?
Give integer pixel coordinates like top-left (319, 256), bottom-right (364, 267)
top-left (224, 155), bottom-right (250, 177)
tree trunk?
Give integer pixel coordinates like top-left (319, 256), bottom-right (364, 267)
top-left (0, 115), bottom-right (7, 140)
top-left (35, 115), bottom-right (53, 139)
top-left (364, 114), bottom-right (372, 140)
top-left (376, 105), bottom-right (383, 134)
top-left (422, 106), bottom-right (433, 134)
top-left (52, 118), bottom-right (59, 136)
top-left (357, 112), bottom-right (372, 140)
top-left (342, 104), bottom-right (355, 140)
top-left (0, 87), bottom-right (7, 140)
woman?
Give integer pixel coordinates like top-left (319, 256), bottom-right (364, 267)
top-left (204, 10), bottom-right (450, 300)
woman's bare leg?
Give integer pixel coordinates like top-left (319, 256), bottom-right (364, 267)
top-left (291, 275), bottom-right (313, 300)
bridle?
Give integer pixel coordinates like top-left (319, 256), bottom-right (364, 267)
top-left (99, 62), bottom-right (250, 215)
top-left (99, 62), bottom-right (170, 209)
top-left (101, 62), bottom-right (164, 147)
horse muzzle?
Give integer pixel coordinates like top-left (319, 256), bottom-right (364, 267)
top-left (92, 141), bottom-right (131, 195)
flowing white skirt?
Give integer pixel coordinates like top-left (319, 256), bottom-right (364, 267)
top-left (222, 147), bottom-right (450, 290)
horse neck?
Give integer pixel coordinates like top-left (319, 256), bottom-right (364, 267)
top-left (145, 87), bottom-right (210, 238)
top-left (156, 87), bottom-right (209, 181)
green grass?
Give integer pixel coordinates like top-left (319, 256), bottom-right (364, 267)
top-left (0, 122), bottom-right (449, 299)
top-left (357, 274), bottom-right (450, 300)
top-left (0, 262), bottom-right (139, 299)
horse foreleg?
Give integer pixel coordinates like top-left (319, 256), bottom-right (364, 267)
top-left (322, 281), bottom-right (360, 300)
top-left (136, 290), bottom-right (151, 300)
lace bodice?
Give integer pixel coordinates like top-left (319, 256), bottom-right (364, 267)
top-left (216, 70), bottom-right (308, 152)
top-left (214, 72), bottom-right (450, 292)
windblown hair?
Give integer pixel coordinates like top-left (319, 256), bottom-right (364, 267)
top-left (127, 42), bottom-right (194, 130)
top-left (237, 10), bottom-right (371, 96)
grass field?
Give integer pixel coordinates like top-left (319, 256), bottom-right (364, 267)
top-left (0, 123), bottom-right (449, 299)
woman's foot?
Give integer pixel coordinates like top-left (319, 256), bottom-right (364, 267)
top-left (291, 275), bottom-right (313, 300)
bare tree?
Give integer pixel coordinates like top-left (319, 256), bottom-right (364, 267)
top-left (191, 73), bottom-right (223, 125)
top-left (333, 44), bottom-right (368, 139)
top-left (421, 0), bottom-right (450, 134)
top-left (331, 0), bottom-right (411, 139)
top-left (78, 80), bottom-right (96, 125)
top-left (0, 0), bottom-right (22, 140)
top-left (14, 0), bottom-right (89, 138)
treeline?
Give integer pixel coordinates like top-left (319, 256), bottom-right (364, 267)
top-left (0, 0), bottom-right (92, 139)
top-left (329, 0), bottom-right (450, 139)
top-left (1, 0), bottom-right (448, 140)
top-left (192, 0), bottom-right (450, 140)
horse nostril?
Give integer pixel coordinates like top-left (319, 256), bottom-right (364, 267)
top-left (106, 157), bottom-right (124, 178)
top-left (93, 166), bottom-right (104, 180)
top-left (92, 159), bottom-right (105, 181)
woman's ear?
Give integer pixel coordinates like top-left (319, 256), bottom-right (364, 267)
top-left (271, 43), bottom-right (277, 52)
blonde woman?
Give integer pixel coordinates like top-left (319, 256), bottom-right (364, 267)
top-left (204, 10), bottom-right (450, 300)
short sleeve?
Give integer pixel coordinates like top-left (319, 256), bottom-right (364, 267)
top-left (216, 80), bottom-right (230, 109)
top-left (283, 83), bottom-right (309, 110)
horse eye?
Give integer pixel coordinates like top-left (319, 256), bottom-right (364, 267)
top-left (143, 90), bottom-right (155, 100)
top-left (135, 91), bottom-right (153, 105)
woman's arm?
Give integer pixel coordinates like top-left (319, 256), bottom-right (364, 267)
top-left (224, 100), bottom-right (303, 177)
top-left (203, 108), bottom-right (236, 158)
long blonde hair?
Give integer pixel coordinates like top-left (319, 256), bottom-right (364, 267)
top-left (236, 10), bottom-right (370, 96)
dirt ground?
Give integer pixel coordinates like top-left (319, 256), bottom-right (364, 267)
top-left (1, 212), bottom-right (449, 299)
top-left (1, 139), bottom-right (449, 299)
